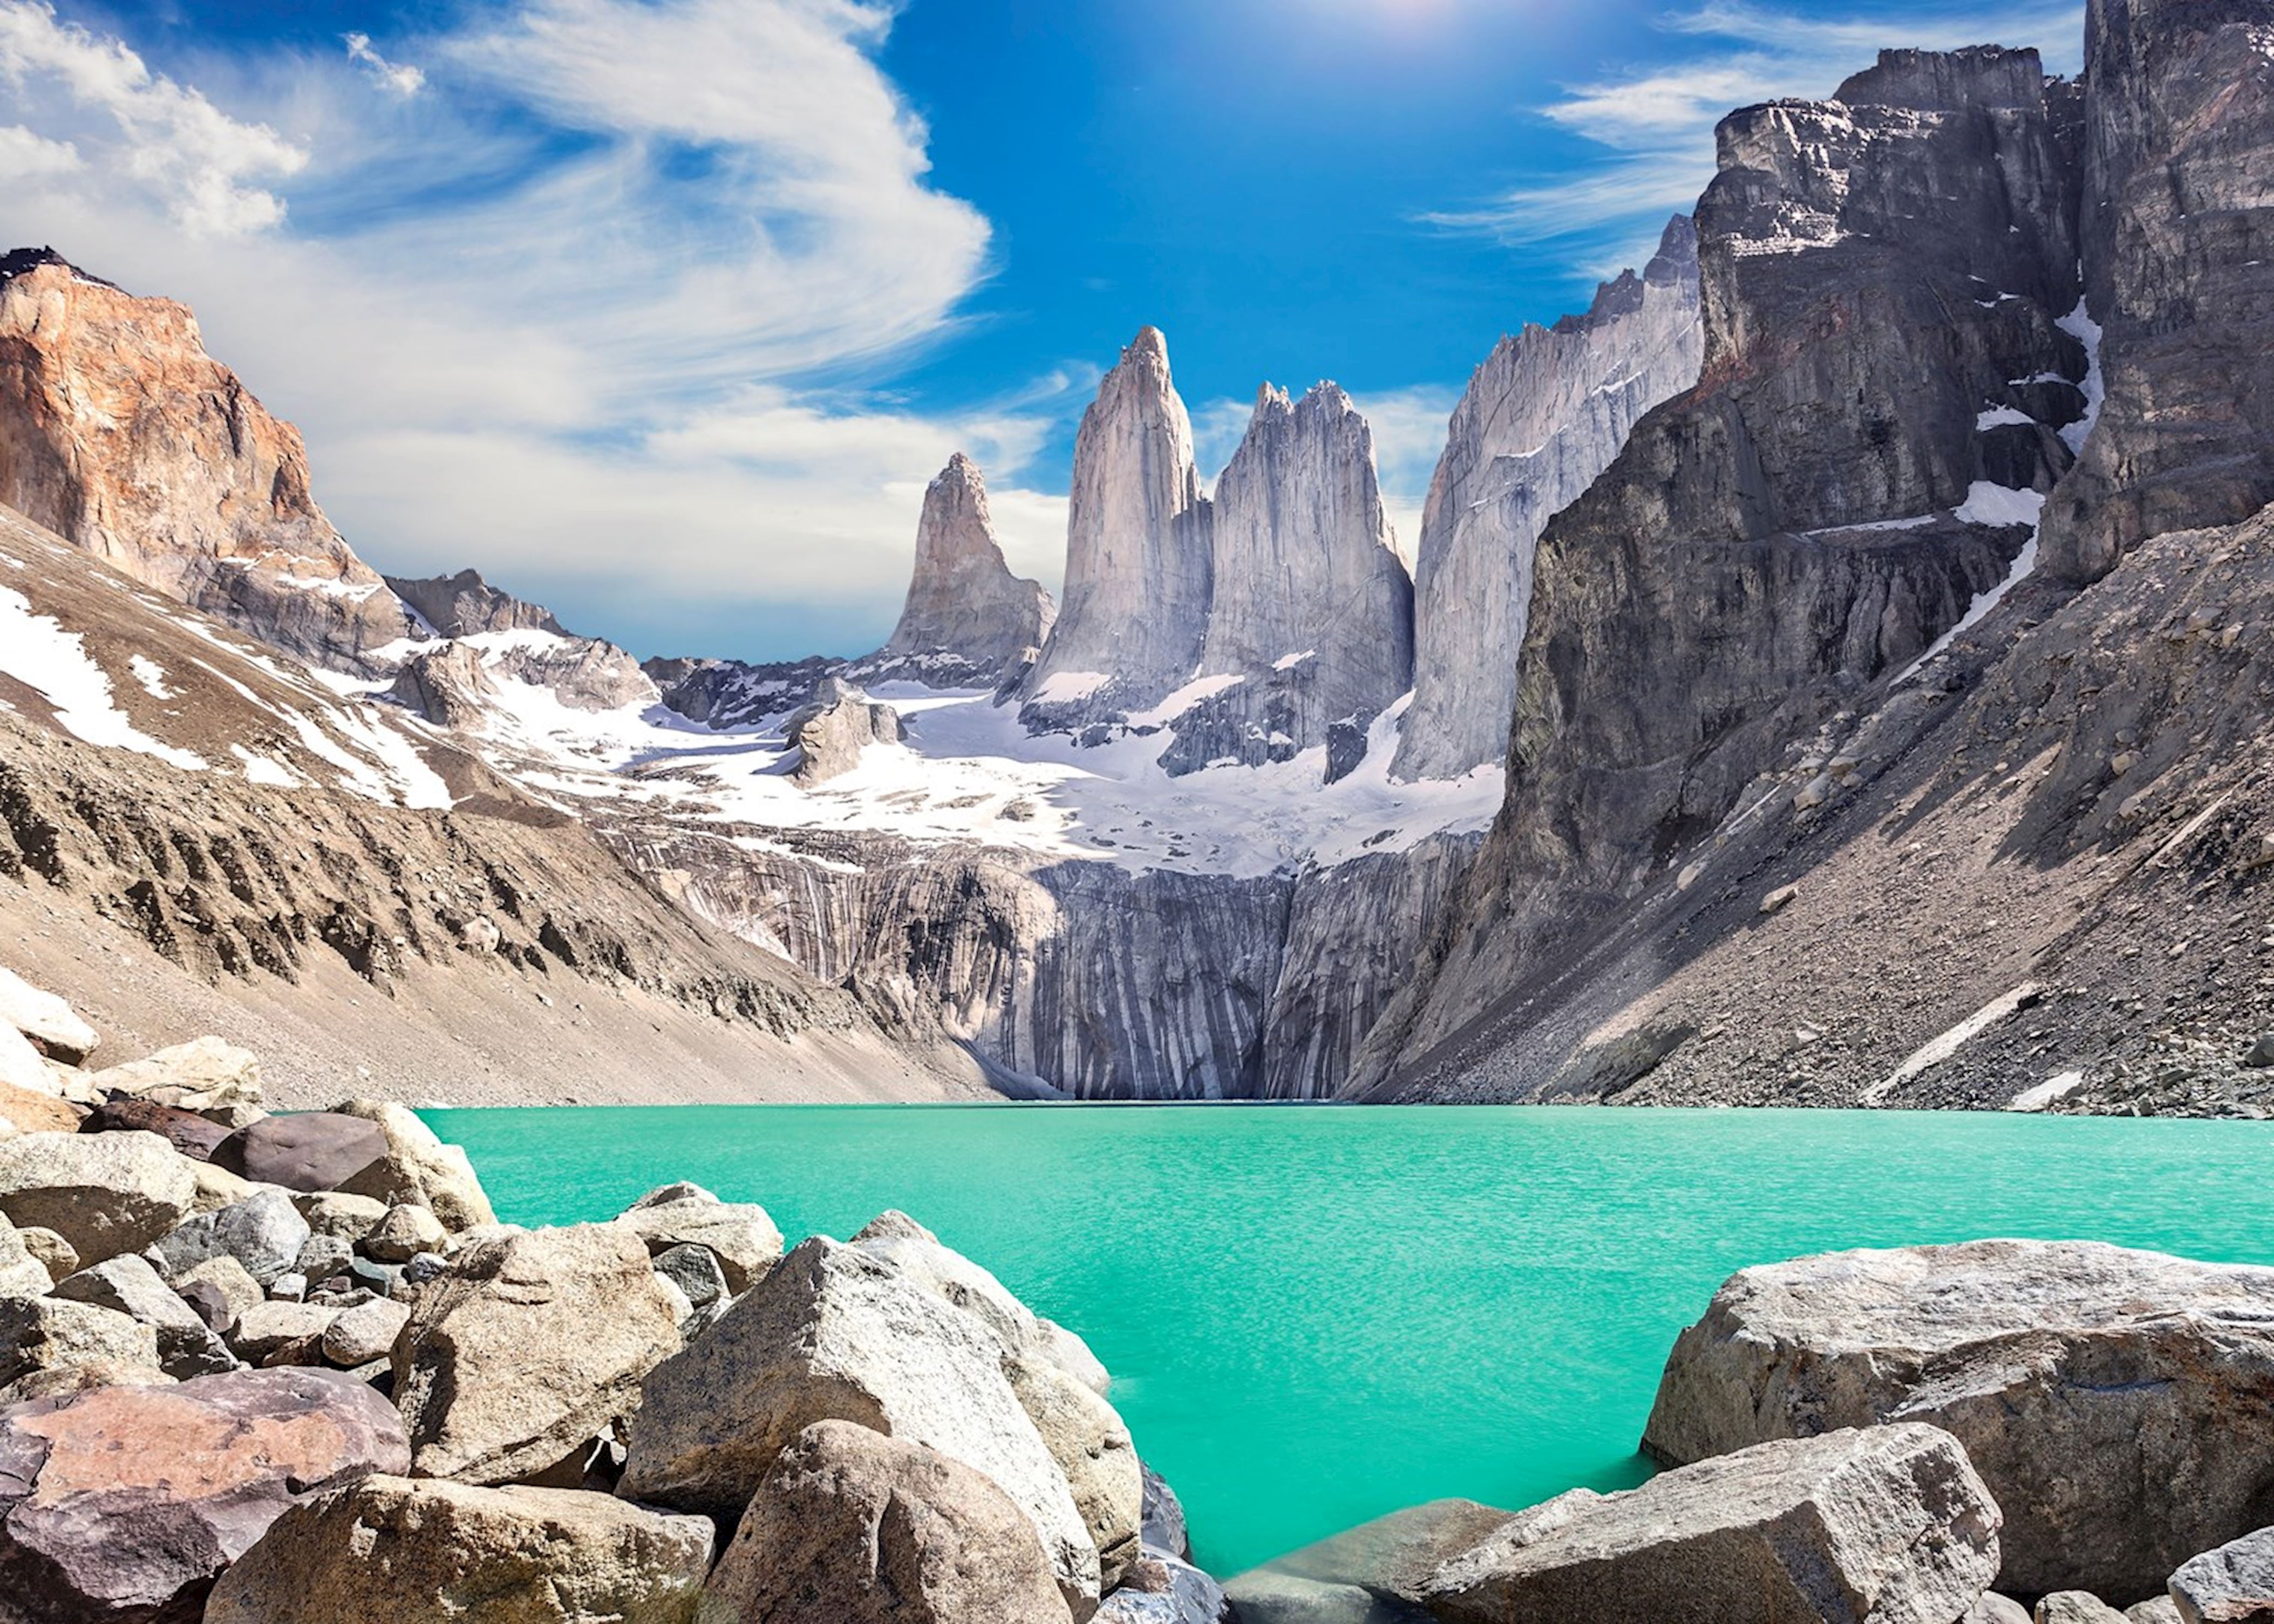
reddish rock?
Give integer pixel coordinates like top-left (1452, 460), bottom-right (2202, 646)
top-left (210, 1113), bottom-right (386, 1195)
top-left (0, 1082), bottom-right (79, 1136)
top-left (0, 1365), bottom-right (409, 1622)
top-left (79, 1100), bottom-right (227, 1162)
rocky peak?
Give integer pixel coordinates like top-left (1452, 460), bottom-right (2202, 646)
top-left (1392, 214), bottom-right (1704, 781)
top-left (0, 251), bottom-right (411, 673)
top-left (385, 569), bottom-right (567, 639)
top-left (785, 676), bottom-right (906, 787)
top-left (1834, 45), bottom-right (2053, 111)
top-left (1020, 326), bottom-right (1213, 724)
top-left (879, 453), bottom-right (1056, 685)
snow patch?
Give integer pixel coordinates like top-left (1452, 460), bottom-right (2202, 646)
top-left (1976, 406), bottom-right (2035, 430)
top-left (1954, 482), bottom-right (2048, 528)
top-left (128, 655), bottom-right (177, 700)
top-left (1272, 649), bottom-right (1318, 672)
top-left (2009, 1070), bottom-right (2085, 1112)
top-left (0, 588), bottom-right (206, 770)
top-left (1126, 673), bottom-right (1245, 729)
top-left (1029, 670), bottom-right (1110, 705)
top-left (2057, 297), bottom-right (2106, 456)
top-left (229, 746), bottom-right (301, 787)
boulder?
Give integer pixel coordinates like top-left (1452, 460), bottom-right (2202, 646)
top-left (1219, 1570), bottom-right (1420, 1623)
top-left (295, 1233), bottom-right (352, 1283)
top-left (176, 1255), bottom-right (263, 1326)
top-left (2040, 1596), bottom-right (2130, 1624)
top-left (0, 967), bottom-right (97, 1065)
top-left (364, 1202), bottom-right (446, 1263)
top-left (1097, 1554), bottom-right (1234, 1624)
top-left (0, 1366), bottom-right (409, 1622)
top-left (650, 1242), bottom-right (727, 1312)
top-left (1966, 1597), bottom-right (2035, 1624)
top-left (2171, 1525), bottom-right (2274, 1624)
top-left (615, 1182), bottom-right (779, 1292)
top-left (1227, 1499), bottom-right (1516, 1623)
top-left (1142, 1463), bottom-right (1192, 1559)
top-left (0, 1081), bottom-right (80, 1136)
top-left (0, 1359), bottom-right (172, 1408)
top-left (698, 1418), bottom-right (1077, 1624)
top-left (204, 1474), bottom-right (712, 1624)
top-left (88, 1036), bottom-right (261, 1122)
top-left (229, 1300), bottom-right (338, 1366)
top-left (146, 1186), bottom-right (311, 1286)
top-left (0, 1023), bottom-right (51, 1098)
top-left (52, 1253), bottom-right (236, 1378)
top-left (292, 1190), bottom-right (387, 1241)
top-left (210, 1111), bottom-right (385, 1194)
top-left (78, 1097), bottom-right (228, 1161)
top-left (2128, 1602), bottom-right (2184, 1624)
top-left (187, 1159), bottom-right (261, 1216)
top-left (1643, 1241), bottom-right (2274, 1601)
top-left (393, 1223), bottom-right (682, 1485)
top-left (619, 1234), bottom-right (1097, 1612)
top-left (1007, 1354), bottom-right (1143, 1593)
top-left (0, 1213), bottom-right (49, 1300)
top-left (1422, 1425), bottom-right (2001, 1624)
top-left (854, 1210), bottom-right (1112, 1394)
top-left (16, 1227), bottom-right (73, 1286)
top-left (331, 1100), bottom-right (494, 1231)
top-left (0, 1295), bottom-right (158, 1393)
top-left (0, 1131), bottom-right (196, 1266)
top-left (321, 1296), bottom-right (410, 1369)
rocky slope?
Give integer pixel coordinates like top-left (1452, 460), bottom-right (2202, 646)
top-left (1392, 216), bottom-right (1704, 782)
top-left (0, 249), bottom-right (414, 674)
top-left (872, 453), bottom-right (1056, 687)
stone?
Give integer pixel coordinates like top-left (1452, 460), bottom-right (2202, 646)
top-left (1229, 1499), bottom-right (1515, 1622)
top-left (0, 967), bottom-right (97, 1065)
top-left (15, 1227), bottom-right (72, 1288)
top-left (230, 1299), bottom-right (337, 1364)
top-left (1097, 1554), bottom-right (1233, 1624)
top-left (393, 1223), bottom-right (682, 1486)
top-left (1218, 1570), bottom-right (1418, 1623)
top-left (0, 1081), bottom-right (79, 1137)
top-left (2127, 1601), bottom-right (2182, 1624)
top-left (0, 1130), bottom-right (196, 1266)
top-left (51, 1253), bottom-right (235, 1379)
top-left (0, 1213), bottom-right (49, 1300)
top-left (0, 1366), bottom-right (410, 1622)
top-left (291, 1189), bottom-right (389, 1241)
top-left (295, 1232), bottom-right (352, 1282)
top-left (178, 1255), bottom-right (263, 1326)
top-left (782, 676), bottom-right (907, 787)
top-left (78, 1096), bottom-right (228, 1160)
top-left (320, 1295), bottom-right (410, 1369)
top-left (364, 1202), bottom-right (447, 1263)
top-left (205, 1474), bottom-right (712, 1624)
top-left (616, 1182), bottom-right (781, 1293)
top-left (269, 1271), bottom-right (309, 1302)
top-left (622, 1233), bottom-right (1097, 1612)
top-left (2171, 1525), bottom-right (2274, 1624)
top-left (2245, 1034), bottom-right (2274, 1069)
top-left (1142, 1462), bottom-right (1190, 1560)
top-left (2039, 1596), bottom-right (2130, 1624)
top-left (878, 452), bottom-right (1057, 683)
top-left (854, 1210), bottom-right (1111, 1394)
top-left (0, 1359), bottom-right (173, 1408)
top-left (331, 1100), bottom-right (496, 1230)
top-left (1970, 1599), bottom-right (2034, 1624)
top-left (1007, 1354), bottom-right (1142, 1594)
top-left (350, 1255), bottom-right (405, 1297)
top-left (403, 1250), bottom-right (448, 1284)
top-left (211, 1111), bottom-right (386, 1194)
top-left (0, 1025), bottom-right (50, 1098)
top-left (0, 1295), bottom-right (158, 1390)
top-left (650, 1243), bottom-right (726, 1312)
top-left (385, 567), bottom-right (569, 639)
top-left (698, 1418), bottom-right (1077, 1624)
top-left (88, 1036), bottom-right (262, 1121)
top-left (1760, 884), bottom-right (1800, 915)
top-left (1643, 1240), bottom-right (2274, 1601)
top-left (147, 1185), bottom-right (312, 1286)
top-left (188, 1159), bottom-right (261, 1216)
top-left (1423, 1425), bottom-right (1999, 1624)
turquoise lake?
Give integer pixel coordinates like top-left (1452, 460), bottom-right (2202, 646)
top-left (421, 1104), bottom-right (2274, 1577)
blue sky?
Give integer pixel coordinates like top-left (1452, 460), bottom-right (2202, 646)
top-left (0, 0), bottom-right (2084, 660)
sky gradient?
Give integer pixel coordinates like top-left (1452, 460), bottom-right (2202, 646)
top-left (0, 0), bottom-right (2086, 660)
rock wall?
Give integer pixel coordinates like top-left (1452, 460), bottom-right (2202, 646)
top-left (877, 453), bottom-right (1056, 687)
top-left (1352, 47), bottom-right (2092, 1087)
top-left (0, 250), bottom-right (413, 673)
top-left (384, 569), bottom-right (566, 639)
top-left (1392, 217), bottom-right (1704, 782)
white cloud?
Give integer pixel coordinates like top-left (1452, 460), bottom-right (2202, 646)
top-left (344, 32), bottom-right (424, 97)
top-left (1428, 1), bottom-right (2086, 262)
top-left (0, 1), bottom-right (305, 234)
top-left (0, 117), bottom-right (73, 174)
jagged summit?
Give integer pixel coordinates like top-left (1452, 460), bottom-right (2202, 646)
top-left (873, 452), bottom-right (1054, 686)
top-left (0, 245), bottom-right (114, 288)
top-left (386, 568), bottom-right (569, 640)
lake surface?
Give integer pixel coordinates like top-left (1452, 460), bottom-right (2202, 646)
top-left (421, 1104), bottom-right (2274, 1575)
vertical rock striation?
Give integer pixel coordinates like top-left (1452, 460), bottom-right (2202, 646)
top-left (0, 248), bottom-right (413, 673)
top-left (874, 453), bottom-right (1056, 687)
top-left (1353, 47), bottom-right (2092, 1087)
top-left (1393, 217), bottom-right (1705, 782)
top-left (2039, 0), bottom-right (2274, 582)
top-left (1022, 328), bottom-right (1213, 727)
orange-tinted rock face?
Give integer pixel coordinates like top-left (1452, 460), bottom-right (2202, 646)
top-left (0, 251), bottom-right (411, 673)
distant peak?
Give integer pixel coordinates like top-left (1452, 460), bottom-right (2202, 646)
top-left (936, 451), bottom-right (984, 483)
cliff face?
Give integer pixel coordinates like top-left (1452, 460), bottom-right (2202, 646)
top-left (1392, 217), bottom-right (1704, 782)
top-left (1353, 46), bottom-right (2093, 1084)
top-left (876, 454), bottom-right (1056, 688)
top-left (0, 250), bottom-right (413, 673)
top-left (2040, 0), bottom-right (2274, 581)
top-left (386, 569), bottom-right (567, 639)
top-left (1022, 329), bottom-right (1214, 725)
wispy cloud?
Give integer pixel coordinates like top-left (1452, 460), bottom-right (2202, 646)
top-left (344, 32), bottom-right (424, 97)
top-left (1428, 1), bottom-right (2086, 271)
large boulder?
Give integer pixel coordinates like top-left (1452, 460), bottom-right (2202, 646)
top-left (78, 1097), bottom-right (228, 1161)
top-left (1098, 1555), bottom-right (1234, 1624)
top-left (698, 1418), bottom-right (1076, 1624)
top-left (329, 1101), bottom-right (494, 1230)
top-left (1423, 1425), bottom-right (2000, 1624)
top-left (364, 1203), bottom-right (447, 1263)
top-left (2171, 1526), bottom-right (2274, 1624)
top-left (0, 1081), bottom-right (81, 1137)
top-left (0, 968), bottom-right (97, 1065)
top-left (0, 1366), bottom-right (409, 1622)
top-left (854, 1211), bottom-right (1111, 1394)
top-left (203, 1475), bottom-right (712, 1624)
top-left (1643, 1241), bottom-right (2274, 1602)
top-left (147, 1186), bottom-right (311, 1286)
top-left (88, 1036), bottom-right (260, 1123)
top-left (614, 1182), bottom-right (780, 1293)
top-left (393, 1223), bottom-right (682, 1485)
top-left (0, 1132), bottom-right (195, 1267)
top-left (291, 1190), bottom-right (388, 1242)
top-left (229, 1301), bottom-right (340, 1367)
top-left (51, 1254), bottom-right (235, 1379)
top-left (210, 1112), bottom-right (386, 1194)
top-left (0, 1295), bottom-right (158, 1393)
top-left (619, 1234), bottom-right (1098, 1613)
top-left (0, 1025), bottom-right (51, 1097)
top-left (319, 1296), bottom-right (410, 1369)
top-left (0, 1213), bottom-right (50, 1300)
top-left (1007, 1354), bottom-right (1142, 1593)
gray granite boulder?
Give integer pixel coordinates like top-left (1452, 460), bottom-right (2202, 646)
top-left (363, 1202), bottom-right (446, 1263)
top-left (2171, 1525), bottom-right (2274, 1624)
top-left (330, 1100), bottom-right (494, 1231)
top-left (147, 1185), bottom-right (312, 1286)
top-left (52, 1253), bottom-right (236, 1378)
top-left (1423, 1425), bottom-right (1999, 1624)
top-left (1644, 1241), bottom-right (2274, 1602)
top-left (320, 1296), bottom-right (410, 1369)
top-left (0, 1294), bottom-right (158, 1393)
top-left (2039, 1595), bottom-right (2130, 1624)
top-left (0, 1131), bottom-right (196, 1266)
top-left (88, 1036), bottom-right (261, 1122)
top-left (699, 1418), bottom-right (1077, 1624)
top-left (0, 967), bottom-right (97, 1065)
top-left (204, 1475), bottom-right (712, 1624)
top-left (1007, 1353), bottom-right (1142, 1594)
top-left (0, 1212), bottom-right (49, 1300)
top-left (615, 1182), bottom-right (780, 1293)
top-left (854, 1210), bottom-right (1111, 1394)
